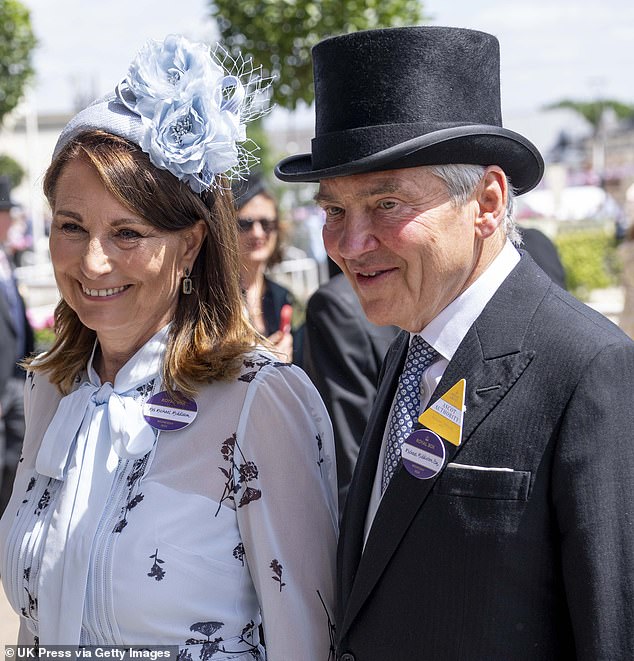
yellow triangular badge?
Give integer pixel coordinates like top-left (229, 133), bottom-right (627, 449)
top-left (418, 379), bottom-right (466, 447)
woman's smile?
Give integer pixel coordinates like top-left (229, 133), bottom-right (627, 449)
top-left (80, 284), bottom-right (131, 298)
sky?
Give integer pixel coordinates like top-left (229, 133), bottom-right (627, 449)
top-left (16, 0), bottom-right (634, 154)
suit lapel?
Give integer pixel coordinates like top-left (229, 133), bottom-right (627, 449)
top-left (339, 255), bottom-right (551, 639)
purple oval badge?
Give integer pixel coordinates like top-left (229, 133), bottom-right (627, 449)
top-left (401, 428), bottom-right (445, 480)
top-left (142, 390), bottom-right (198, 432)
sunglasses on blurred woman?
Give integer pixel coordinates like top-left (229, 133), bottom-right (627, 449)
top-left (237, 217), bottom-right (279, 234)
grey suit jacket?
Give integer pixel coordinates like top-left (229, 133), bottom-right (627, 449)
top-left (337, 254), bottom-right (634, 661)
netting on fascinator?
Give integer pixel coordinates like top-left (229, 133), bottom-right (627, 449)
top-left (53, 35), bottom-right (273, 194)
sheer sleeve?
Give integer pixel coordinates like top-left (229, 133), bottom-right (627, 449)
top-left (235, 362), bottom-right (338, 661)
top-left (17, 617), bottom-right (37, 645)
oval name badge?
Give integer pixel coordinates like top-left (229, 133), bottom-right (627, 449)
top-left (401, 428), bottom-right (446, 480)
top-left (143, 390), bottom-right (198, 432)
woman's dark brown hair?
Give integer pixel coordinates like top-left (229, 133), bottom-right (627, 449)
top-left (31, 130), bottom-right (259, 395)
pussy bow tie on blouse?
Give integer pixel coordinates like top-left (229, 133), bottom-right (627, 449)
top-left (36, 380), bottom-right (157, 480)
top-left (35, 327), bottom-right (169, 481)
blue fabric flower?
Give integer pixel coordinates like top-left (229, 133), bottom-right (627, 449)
top-left (126, 35), bottom-right (212, 106)
top-left (115, 35), bottom-right (268, 193)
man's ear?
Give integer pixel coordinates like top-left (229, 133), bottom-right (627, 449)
top-left (475, 166), bottom-right (507, 239)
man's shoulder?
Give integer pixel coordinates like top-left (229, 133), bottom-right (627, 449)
top-left (508, 254), bottom-right (626, 342)
top-left (306, 274), bottom-right (362, 317)
top-left (477, 256), bottom-right (632, 364)
top-left (507, 280), bottom-right (633, 369)
top-left (543, 285), bottom-right (630, 346)
top-left (312, 273), bottom-right (357, 301)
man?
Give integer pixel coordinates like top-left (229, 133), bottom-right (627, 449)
top-left (0, 281), bottom-right (17, 411)
top-left (275, 27), bottom-right (634, 660)
top-left (0, 176), bottom-right (34, 513)
top-left (303, 260), bottom-right (398, 514)
top-left (519, 226), bottom-right (566, 288)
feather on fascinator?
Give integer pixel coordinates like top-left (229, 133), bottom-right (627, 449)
top-left (53, 35), bottom-right (272, 193)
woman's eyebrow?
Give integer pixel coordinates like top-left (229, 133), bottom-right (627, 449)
top-left (53, 210), bottom-right (148, 227)
top-left (54, 209), bottom-right (83, 221)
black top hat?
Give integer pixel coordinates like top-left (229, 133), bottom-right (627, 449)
top-left (0, 176), bottom-right (16, 211)
top-left (275, 26), bottom-right (543, 194)
top-left (231, 172), bottom-right (268, 210)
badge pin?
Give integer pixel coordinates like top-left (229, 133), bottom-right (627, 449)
top-left (418, 378), bottom-right (466, 447)
top-left (401, 429), bottom-right (446, 480)
top-left (143, 390), bottom-right (198, 431)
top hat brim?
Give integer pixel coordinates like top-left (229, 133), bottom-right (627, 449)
top-left (274, 125), bottom-right (544, 195)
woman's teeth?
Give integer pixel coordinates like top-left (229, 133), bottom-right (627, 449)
top-left (82, 285), bottom-right (128, 297)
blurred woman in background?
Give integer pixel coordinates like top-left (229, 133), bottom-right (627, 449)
top-left (233, 174), bottom-right (297, 363)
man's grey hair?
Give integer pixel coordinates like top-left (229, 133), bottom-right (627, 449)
top-left (429, 164), bottom-right (519, 245)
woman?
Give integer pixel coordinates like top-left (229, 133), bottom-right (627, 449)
top-left (233, 174), bottom-right (296, 364)
top-left (0, 35), bottom-right (337, 659)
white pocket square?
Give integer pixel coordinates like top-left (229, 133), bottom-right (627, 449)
top-left (447, 463), bottom-right (516, 472)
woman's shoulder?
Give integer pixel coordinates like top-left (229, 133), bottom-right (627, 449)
top-left (233, 347), bottom-right (293, 384)
top-left (20, 366), bottom-right (70, 466)
top-left (24, 358), bottom-right (64, 403)
top-left (193, 349), bottom-right (324, 426)
top-left (225, 348), bottom-right (318, 399)
top-left (193, 349), bottom-right (294, 400)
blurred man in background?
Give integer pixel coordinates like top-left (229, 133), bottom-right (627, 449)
top-left (0, 176), bottom-right (34, 513)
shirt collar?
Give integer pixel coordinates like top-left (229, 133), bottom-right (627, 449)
top-left (87, 324), bottom-right (170, 390)
top-left (418, 240), bottom-right (520, 360)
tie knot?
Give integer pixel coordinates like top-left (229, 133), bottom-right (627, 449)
top-left (404, 335), bottom-right (437, 373)
top-left (93, 382), bottom-right (114, 405)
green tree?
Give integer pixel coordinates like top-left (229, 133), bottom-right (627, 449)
top-left (555, 229), bottom-right (620, 300)
top-left (545, 99), bottom-right (634, 134)
top-left (0, 0), bottom-right (37, 124)
top-left (0, 153), bottom-right (25, 187)
top-left (244, 118), bottom-right (274, 177)
top-left (210, 0), bottom-right (427, 110)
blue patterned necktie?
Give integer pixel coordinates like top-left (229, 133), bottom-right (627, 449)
top-left (382, 335), bottom-right (438, 492)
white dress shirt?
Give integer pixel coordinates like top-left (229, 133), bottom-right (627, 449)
top-left (363, 241), bottom-right (520, 545)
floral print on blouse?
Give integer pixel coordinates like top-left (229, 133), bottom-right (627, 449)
top-left (0, 346), bottom-right (338, 661)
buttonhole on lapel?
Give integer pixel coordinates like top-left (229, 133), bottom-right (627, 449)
top-left (475, 385), bottom-right (502, 395)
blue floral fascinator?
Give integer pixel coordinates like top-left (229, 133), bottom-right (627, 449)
top-left (53, 35), bottom-right (272, 193)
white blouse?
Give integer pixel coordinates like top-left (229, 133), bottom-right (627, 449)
top-left (0, 329), bottom-right (338, 660)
